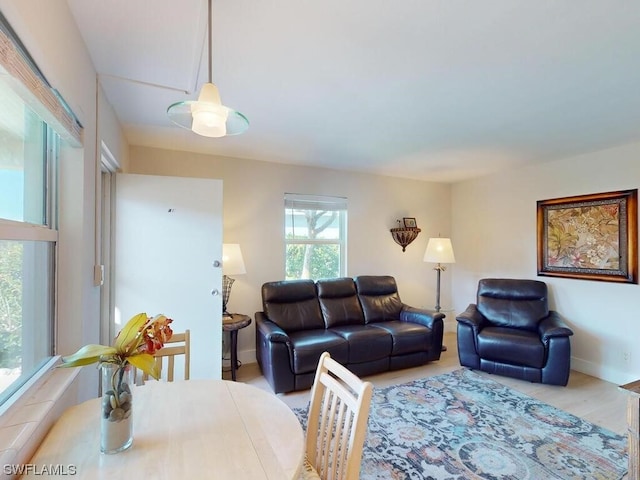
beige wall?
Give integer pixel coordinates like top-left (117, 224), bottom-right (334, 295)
top-left (98, 85), bottom-right (130, 171)
top-left (452, 141), bottom-right (640, 385)
top-left (128, 146), bottom-right (453, 361)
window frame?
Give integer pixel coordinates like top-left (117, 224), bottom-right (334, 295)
top-left (0, 110), bottom-right (59, 411)
top-left (284, 193), bottom-right (348, 280)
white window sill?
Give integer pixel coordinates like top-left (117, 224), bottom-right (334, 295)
top-left (0, 358), bottom-right (79, 480)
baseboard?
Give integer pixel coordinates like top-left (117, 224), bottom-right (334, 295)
top-left (444, 320), bottom-right (456, 333)
top-left (571, 355), bottom-right (636, 386)
top-left (238, 348), bottom-right (257, 366)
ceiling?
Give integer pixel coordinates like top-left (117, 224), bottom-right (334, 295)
top-left (66, 0), bottom-right (640, 183)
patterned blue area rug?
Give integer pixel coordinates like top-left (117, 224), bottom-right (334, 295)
top-left (294, 368), bottom-right (627, 479)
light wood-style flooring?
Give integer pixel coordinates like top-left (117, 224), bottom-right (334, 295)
top-left (224, 332), bottom-right (629, 436)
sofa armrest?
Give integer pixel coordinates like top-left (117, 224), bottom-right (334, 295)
top-left (400, 305), bottom-right (444, 329)
top-left (255, 311), bottom-right (290, 343)
top-left (400, 305), bottom-right (444, 359)
top-left (255, 311), bottom-right (295, 393)
top-left (539, 311), bottom-right (574, 341)
top-left (455, 304), bottom-right (485, 329)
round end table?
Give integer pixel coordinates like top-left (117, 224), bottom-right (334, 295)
top-left (223, 313), bottom-right (251, 381)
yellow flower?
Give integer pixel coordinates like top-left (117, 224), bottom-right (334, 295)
top-left (60, 313), bottom-right (173, 380)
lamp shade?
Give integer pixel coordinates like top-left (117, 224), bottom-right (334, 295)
top-left (424, 238), bottom-right (456, 264)
top-left (167, 83), bottom-right (249, 138)
top-left (222, 244), bottom-right (246, 275)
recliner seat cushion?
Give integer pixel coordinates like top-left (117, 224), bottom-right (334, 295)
top-left (288, 330), bottom-right (348, 374)
top-left (370, 321), bottom-right (431, 355)
top-left (477, 279), bottom-right (549, 331)
top-left (317, 278), bottom-right (365, 328)
top-left (262, 280), bottom-right (325, 332)
top-left (330, 325), bottom-right (392, 363)
top-left (355, 275), bottom-right (403, 323)
top-left (477, 326), bottom-right (545, 368)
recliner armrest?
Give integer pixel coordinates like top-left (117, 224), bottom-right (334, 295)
top-left (400, 305), bottom-right (444, 329)
top-left (538, 311), bottom-right (574, 340)
top-left (255, 311), bottom-right (290, 343)
top-left (456, 304), bottom-right (486, 329)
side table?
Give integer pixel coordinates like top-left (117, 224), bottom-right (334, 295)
top-left (223, 313), bottom-right (251, 381)
top-left (620, 379), bottom-right (640, 480)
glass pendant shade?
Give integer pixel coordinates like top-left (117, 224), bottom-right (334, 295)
top-left (167, 83), bottom-right (249, 137)
top-left (166, 0), bottom-right (248, 137)
top-left (191, 83), bottom-right (228, 137)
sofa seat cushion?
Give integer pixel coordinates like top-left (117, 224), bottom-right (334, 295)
top-left (330, 325), bottom-right (392, 363)
top-left (370, 321), bottom-right (431, 355)
top-left (288, 330), bottom-right (348, 374)
top-left (477, 327), bottom-right (545, 368)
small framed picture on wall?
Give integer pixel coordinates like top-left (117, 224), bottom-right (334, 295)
top-left (403, 217), bottom-right (417, 228)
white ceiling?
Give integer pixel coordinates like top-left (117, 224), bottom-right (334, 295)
top-left (67, 0), bottom-right (640, 183)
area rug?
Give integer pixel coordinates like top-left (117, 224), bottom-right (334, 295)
top-left (293, 368), bottom-right (628, 480)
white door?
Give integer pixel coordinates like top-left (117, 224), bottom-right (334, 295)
top-left (115, 173), bottom-right (223, 379)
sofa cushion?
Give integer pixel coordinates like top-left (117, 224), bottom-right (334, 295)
top-left (262, 280), bottom-right (325, 332)
top-left (355, 275), bottom-right (403, 324)
top-left (330, 325), bottom-right (392, 363)
top-left (477, 279), bottom-right (549, 331)
top-left (317, 278), bottom-right (365, 328)
top-left (288, 330), bottom-right (348, 374)
top-left (477, 326), bottom-right (545, 368)
top-left (370, 320), bottom-right (431, 355)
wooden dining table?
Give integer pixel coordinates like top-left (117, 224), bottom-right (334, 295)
top-left (22, 380), bottom-right (304, 479)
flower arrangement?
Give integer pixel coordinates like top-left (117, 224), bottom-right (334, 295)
top-left (61, 313), bottom-right (174, 453)
top-left (61, 312), bottom-right (174, 378)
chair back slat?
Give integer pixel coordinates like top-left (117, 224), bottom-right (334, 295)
top-left (140, 329), bottom-right (190, 384)
top-left (305, 352), bottom-right (373, 480)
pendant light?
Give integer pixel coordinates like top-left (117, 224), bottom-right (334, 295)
top-left (167, 0), bottom-right (248, 137)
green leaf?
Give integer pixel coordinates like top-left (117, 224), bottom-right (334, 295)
top-left (127, 353), bottom-right (159, 380)
top-left (60, 344), bottom-right (117, 367)
top-left (114, 313), bottom-right (148, 353)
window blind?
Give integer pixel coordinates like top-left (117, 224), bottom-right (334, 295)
top-left (0, 13), bottom-right (82, 146)
top-left (284, 193), bottom-right (347, 212)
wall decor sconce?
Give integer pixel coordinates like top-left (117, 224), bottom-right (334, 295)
top-left (390, 218), bottom-right (421, 252)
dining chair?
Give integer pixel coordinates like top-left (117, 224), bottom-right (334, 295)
top-left (301, 352), bottom-right (373, 480)
top-left (141, 329), bottom-right (190, 383)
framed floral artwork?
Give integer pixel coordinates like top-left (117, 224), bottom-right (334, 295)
top-left (537, 189), bottom-right (637, 283)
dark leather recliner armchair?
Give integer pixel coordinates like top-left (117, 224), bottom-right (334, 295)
top-left (456, 278), bottom-right (574, 386)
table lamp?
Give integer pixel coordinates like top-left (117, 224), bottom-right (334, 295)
top-left (423, 237), bottom-right (456, 313)
top-left (222, 243), bottom-right (246, 318)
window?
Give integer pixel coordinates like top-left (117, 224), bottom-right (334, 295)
top-left (0, 11), bottom-right (82, 412)
top-left (284, 194), bottom-right (347, 280)
top-left (0, 77), bottom-right (58, 407)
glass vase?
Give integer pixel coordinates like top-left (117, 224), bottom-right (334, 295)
top-left (100, 363), bottom-right (134, 454)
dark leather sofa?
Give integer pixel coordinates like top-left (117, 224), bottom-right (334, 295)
top-left (456, 278), bottom-right (574, 386)
top-left (255, 275), bottom-right (444, 393)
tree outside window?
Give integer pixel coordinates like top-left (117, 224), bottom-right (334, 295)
top-left (284, 194), bottom-right (346, 280)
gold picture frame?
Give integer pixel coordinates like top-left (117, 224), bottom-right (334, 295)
top-left (537, 189), bottom-right (638, 283)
